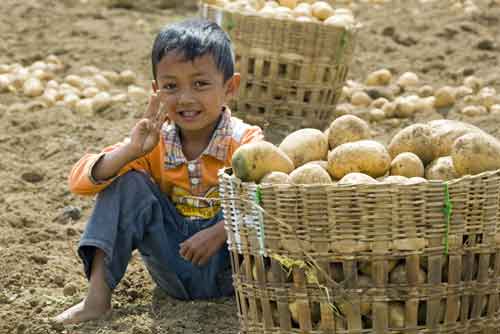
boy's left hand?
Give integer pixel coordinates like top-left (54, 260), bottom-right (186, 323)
top-left (179, 221), bottom-right (226, 266)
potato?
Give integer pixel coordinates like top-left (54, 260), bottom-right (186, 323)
top-left (425, 156), bottom-right (457, 181)
top-left (337, 172), bottom-right (378, 185)
top-left (351, 91), bottom-right (372, 106)
top-left (311, 1), bottom-right (334, 20)
top-left (406, 177), bottom-right (428, 185)
top-left (389, 264), bottom-right (426, 285)
top-left (232, 141), bottom-right (295, 182)
top-left (304, 160), bottom-right (328, 171)
top-left (278, 0), bottom-right (297, 9)
top-left (390, 152), bottom-right (425, 178)
top-left (452, 132), bottom-right (500, 176)
top-left (327, 115), bottom-right (371, 149)
top-left (397, 72), bottom-right (419, 88)
top-left (329, 140), bottom-right (391, 180)
top-left (279, 128), bottom-right (328, 167)
top-left (23, 77), bottom-right (44, 97)
top-left (260, 171), bottom-right (292, 184)
top-left (289, 301), bottom-right (321, 324)
top-left (388, 123), bottom-right (434, 165)
top-left (337, 274), bottom-right (373, 316)
top-left (434, 86), bottom-right (456, 108)
top-left (389, 302), bottom-right (405, 328)
top-left (359, 260), bottom-right (398, 277)
top-left (428, 119), bottom-right (483, 159)
top-left (380, 175), bottom-right (408, 184)
top-left (290, 164), bottom-right (332, 184)
top-left (365, 69), bottom-right (392, 86)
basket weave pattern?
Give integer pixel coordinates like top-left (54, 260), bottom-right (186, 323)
top-left (200, 4), bottom-right (358, 143)
top-left (219, 169), bottom-right (500, 333)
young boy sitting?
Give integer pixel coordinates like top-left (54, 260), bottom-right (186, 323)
top-left (55, 18), bottom-right (263, 324)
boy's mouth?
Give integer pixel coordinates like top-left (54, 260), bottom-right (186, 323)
top-left (178, 110), bottom-right (201, 121)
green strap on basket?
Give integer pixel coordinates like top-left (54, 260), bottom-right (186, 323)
top-left (255, 185), bottom-right (266, 256)
top-left (443, 183), bottom-right (453, 255)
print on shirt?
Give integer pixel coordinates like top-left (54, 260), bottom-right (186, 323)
top-left (171, 186), bottom-right (220, 219)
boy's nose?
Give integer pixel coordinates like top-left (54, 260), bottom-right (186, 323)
top-left (177, 89), bottom-right (196, 104)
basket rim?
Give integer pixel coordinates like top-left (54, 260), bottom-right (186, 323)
top-left (200, 3), bottom-right (363, 33)
top-left (218, 167), bottom-right (500, 189)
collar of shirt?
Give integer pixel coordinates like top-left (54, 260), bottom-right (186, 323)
top-left (162, 107), bottom-right (233, 169)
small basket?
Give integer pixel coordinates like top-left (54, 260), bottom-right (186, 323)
top-left (218, 168), bottom-right (500, 333)
top-left (200, 4), bottom-right (359, 143)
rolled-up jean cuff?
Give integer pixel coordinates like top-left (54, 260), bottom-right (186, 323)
top-left (78, 240), bottom-right (119, 290)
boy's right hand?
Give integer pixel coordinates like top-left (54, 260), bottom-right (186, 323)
top-left (126, 92), bottom-right (168, 160)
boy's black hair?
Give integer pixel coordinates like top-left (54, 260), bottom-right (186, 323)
top-left (151, 18), bottom-right (235, 82)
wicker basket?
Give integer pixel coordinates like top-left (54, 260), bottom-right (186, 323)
top-left (218, 168), bottom-right (500, 333)
top-left (200, 4), bottom-right (359, 143)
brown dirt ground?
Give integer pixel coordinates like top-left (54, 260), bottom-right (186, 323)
top-left (0, 0), bottom-right (499, 333)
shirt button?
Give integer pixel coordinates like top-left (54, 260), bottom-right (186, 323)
top-left (188, 163), bottom-right (196, 172)
top-left (191, 178), bottom-right (200, 185)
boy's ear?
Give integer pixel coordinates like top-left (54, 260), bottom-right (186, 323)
top-left (224, 73), bottom-right (241, 100)
top-left (152, 80), bottom-right (159, 92)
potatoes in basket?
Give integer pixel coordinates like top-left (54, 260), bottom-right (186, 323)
top-left (388, 123), bottom-right (434, 165)
top-left (428, 119), bottom-right (483, 159)
top-left (279, 128), bottom-right (328, 167)
top-left (290, 164), bottom-right (333, 184)
top-left (260, 171), bottom-right (292, 184)
top-left (390, 152), bottom-right (424, 178)
top-left (327, 115), bottom-right (371, 149)
top-left (452, 132), bottom-right (500, 177)
top-left (328, 140), bottom-right (391, 179)
top-left (425, 156), bottom-right (458, 181)
top-left (232, 141), bottom-right (294, 182)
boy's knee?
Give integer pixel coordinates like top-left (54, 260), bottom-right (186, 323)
top-left (113, 171), bottom-right (150, 189)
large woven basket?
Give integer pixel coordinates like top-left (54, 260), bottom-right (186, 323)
top-left (200, 3), bottom-right (359, 143)
top-left (218, 168), bottom-right (500, 333)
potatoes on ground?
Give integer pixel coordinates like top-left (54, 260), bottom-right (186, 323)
top-left (390, 152), bottom-right (425, 178)
top-left (328, 115), bottom-right (371, 150)
top-left (232, 141), bottom-right (294, 182)
top-left (290, 164), bottom-right (333, 184)
top-left (337, 172), bottom-right (378, 185)
top-left (451, 132), bottom-right (500, 176)
top-left (425, 156), bottom-right (458, 181)
top-left (328, 140), bottom-right (391, 179)
top-left (279, 128), bottom-right (328, 167)
top-left (260, 171), bottom-right (292, 184)
top-left (388, 123), bottom-right (434, 165)
top-left (428, 119), bottom-right (483, 159)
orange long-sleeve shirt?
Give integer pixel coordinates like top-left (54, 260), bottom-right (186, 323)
top-left (69, 109), bottom-right (263, 219)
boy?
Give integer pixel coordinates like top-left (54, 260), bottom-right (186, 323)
top-left (55, 18), bottom-right (263, 324)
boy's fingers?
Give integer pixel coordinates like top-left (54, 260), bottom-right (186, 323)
top-left (144, 93), bottom-right (160, 120)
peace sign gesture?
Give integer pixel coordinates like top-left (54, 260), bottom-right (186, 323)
top-left (127, 90), bottom-right (168, 160)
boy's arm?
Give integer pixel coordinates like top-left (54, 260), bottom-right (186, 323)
top-left (68, 141), bottom-right (154, 196)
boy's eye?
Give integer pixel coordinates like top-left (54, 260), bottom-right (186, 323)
top-left (163, 83), bottom-right (176, 91)
top-left (194, 81), bottom-right (209, 88)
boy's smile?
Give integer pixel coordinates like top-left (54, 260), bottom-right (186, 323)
top-left (155, 51), bottom-right (239, 138)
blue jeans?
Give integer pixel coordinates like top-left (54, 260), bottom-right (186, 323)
top-left (77, 171), bottom-right (234, 300)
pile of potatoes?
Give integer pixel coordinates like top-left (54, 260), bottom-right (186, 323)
top-left (239, 254), bottom-right (491, 329)
top-left (202, 0), bottom-right (357, 28)
top-left (231, 115), bottom-right (500, 184)
top-left (337, 69), bottom-right (500, 124)
top-left (0, 55), bottom-right (148, 115)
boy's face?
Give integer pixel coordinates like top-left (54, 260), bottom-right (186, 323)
top-left (155, 51), bottom-right (239, 135)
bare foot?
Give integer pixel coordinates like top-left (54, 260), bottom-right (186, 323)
top-left (53, 299), bottom-right (112, 325)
